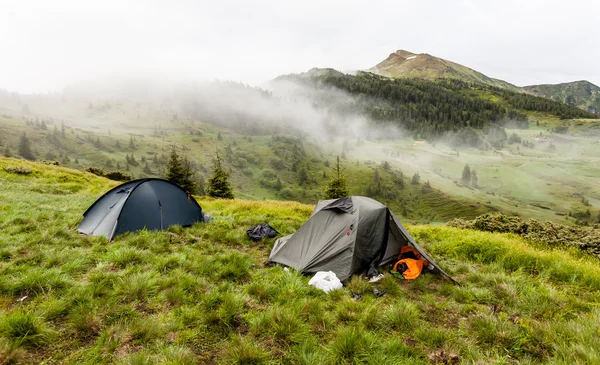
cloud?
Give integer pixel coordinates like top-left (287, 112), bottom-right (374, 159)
top-left (1, 0), bottom-right (598, 92)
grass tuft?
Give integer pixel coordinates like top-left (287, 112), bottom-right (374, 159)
top-left (223, 335), bottom-right (270, 365)
top-left (0, 311), bottom-right (53, 348)
top-left (327, 327), bottom-right (375, 364)
top-left (0, 337), bottom-right (27, 364)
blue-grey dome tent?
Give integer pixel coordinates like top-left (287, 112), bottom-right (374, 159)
top-left (78, 178), bottom-right (204, 240)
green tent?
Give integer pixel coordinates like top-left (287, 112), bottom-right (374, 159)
top-left (269, 196), bottom-right (453, 282)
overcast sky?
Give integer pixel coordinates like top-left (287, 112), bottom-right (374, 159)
top-left (1, 0), bottom-right (599, 93)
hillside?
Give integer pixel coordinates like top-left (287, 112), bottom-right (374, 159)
top-left (2, 158), bottom-right (600, 364)
top-left (523, 80), bottom-right (600, 114)
top-left (277, 69), bottom-right (596, 139)
top-left (0, 87), bottom-right (505, 224)
top-left (368, 50), bottom-right (520, 92)
top-left (2, 77), bottom-right (600, 227)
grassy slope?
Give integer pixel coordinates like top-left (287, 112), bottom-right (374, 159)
top-left (0, 105), bottom-right (497, 223)
top-left (1, 158), bottom-right (600, 364)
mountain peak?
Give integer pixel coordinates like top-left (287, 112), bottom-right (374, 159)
top-left (369, 49), bottom-right (519, 91)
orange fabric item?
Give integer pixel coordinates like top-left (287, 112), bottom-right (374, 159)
top-left (393, 258), bottom-right (429, 280)
top-left (399, 245), bottom-right (421, 260)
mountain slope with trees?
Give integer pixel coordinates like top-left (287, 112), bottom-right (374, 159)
top-left (277, 69), bottom-right (596, 143)
top-left (369, 50), bottom-right (600, 115)
top-left (523, 80), bottom-right (600, 114)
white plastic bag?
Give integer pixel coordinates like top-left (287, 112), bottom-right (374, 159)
top-left (308, 271), bottom-right (343, 293)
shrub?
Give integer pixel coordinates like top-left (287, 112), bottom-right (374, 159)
top-left (448, 213), bottom-right (600, 257)
top-left (259, 169), bottom-right (282, 190)
top-left (3, 167), bottom-right (32, 175)
top-left (85, 166), bottom-right (131, 181)
top-left (104, 170), bottom-right (132, 181)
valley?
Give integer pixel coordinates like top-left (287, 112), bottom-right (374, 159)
top-left (1, 78), bottom-right (599, 226)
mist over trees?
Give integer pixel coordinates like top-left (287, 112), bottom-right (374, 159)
top-left (461, 164), bottom-right (479, 188)
top-left (276, 70), bottom-right (596, 147)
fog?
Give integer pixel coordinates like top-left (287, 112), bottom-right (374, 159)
top-left (2, 0), bottom-right (599, 93)
top-left (58, 73), bottom-right (407, 145)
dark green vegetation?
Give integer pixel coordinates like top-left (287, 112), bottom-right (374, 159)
top-left (323, 156), bottom-right (349, 199)
top-left (279, 69), bottom-right (595, 143)
top-left (2, 158), bottom-right (600, 364)
top-left (206, 153), bottom-right (234, 199)
top-left (449, 213), bottom-right (600, 257)
top-left (524, 80), bottom-right (600, 115)
top-left (85, 167), bottom-right (132, 182)
top-left (166, 148), bottom-right (198, 194)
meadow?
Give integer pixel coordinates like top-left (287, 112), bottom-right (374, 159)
top-left (1, 157), bottom-right (600, 364)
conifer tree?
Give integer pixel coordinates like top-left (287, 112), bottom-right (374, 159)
top-left (206, 152), bottom-right (234, 199)
top-left (166, 147), bottom-right (197, 194)
top-left (324, 156), bottom-right (349, 199)
top-left (471, 169), bottom-right (479, 188)
top-left (461, 164), bottom-right (472, 186)
top-left (411, 172), bottom-right (420, 185)
top-left (4, 146), bottom-right (10, 157)
top-left (18, 133), bottom-right (35, 160)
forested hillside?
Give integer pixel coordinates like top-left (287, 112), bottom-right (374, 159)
top-left (276, 70), bottom-right (596, 142)
top-left (524, 80), bottom-right (600, 114)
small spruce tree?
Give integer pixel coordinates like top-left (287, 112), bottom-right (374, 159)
top-left (18, 133), bottom-right (35, 160)
top-left (461, 164), bottom-right (472, 186)
top-left (411, 172), bottom-right (420, 185)
top-left (206, 152), bottom-right (234, 199)
top-left (166, 147), bottom-right (197, 193)
top-left (324, 156), bottom-right (349, 199)
top-left (471, 169), bottom-right (479, 188)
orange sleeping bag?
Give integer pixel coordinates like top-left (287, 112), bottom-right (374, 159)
top-left (392, 246), bottom-right (430, 280)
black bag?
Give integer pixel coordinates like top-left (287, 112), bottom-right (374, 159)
top-left (246, 223), bottom-right (279, 241)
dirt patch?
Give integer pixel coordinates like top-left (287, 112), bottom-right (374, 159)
top-left (428, 349), bottom-right (460, 364)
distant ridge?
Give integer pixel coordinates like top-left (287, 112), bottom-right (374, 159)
top-left (523, 80), bottom-right (600, 114)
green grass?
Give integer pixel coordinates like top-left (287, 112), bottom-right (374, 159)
top-left (1, 158), bottom-right (600, 363)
